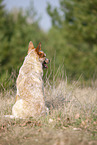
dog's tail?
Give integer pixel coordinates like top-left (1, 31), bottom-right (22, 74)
top-left (4, 115), bottom-right (22, 119)
top-left (4, 115), bottom-right (15, 119)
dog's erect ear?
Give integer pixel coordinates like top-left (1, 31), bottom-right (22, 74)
top-left (28, 41), bottom-right (34, 54)
top-left (36, 42), bottom-right (41, 54)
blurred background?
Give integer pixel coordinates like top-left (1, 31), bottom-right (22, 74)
top-left (0, 0), bottom-right (97, 89)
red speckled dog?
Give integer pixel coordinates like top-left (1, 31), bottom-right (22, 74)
top-left (6, 41), bottom-right (49, 118)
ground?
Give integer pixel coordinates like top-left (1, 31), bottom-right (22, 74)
top-left (0, 116), bottom-right (97, 145)
top-left (0, 80), bottom-right (97, 145)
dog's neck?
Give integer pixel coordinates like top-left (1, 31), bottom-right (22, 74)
top-left (20, 49), bottom-right (43, 78)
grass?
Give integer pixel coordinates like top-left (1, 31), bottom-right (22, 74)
top-left (0, 73), bottom-right (97, 145)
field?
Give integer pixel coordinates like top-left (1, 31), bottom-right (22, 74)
top-left (0, 77), bottom-right (97, 145)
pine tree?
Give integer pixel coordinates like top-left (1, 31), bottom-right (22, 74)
top-left (0, 1), bottom-right (47, 89)
top-left (47, 0), bottom-right (97, 80)
top-left (0, 0), bottom-right (5, 26)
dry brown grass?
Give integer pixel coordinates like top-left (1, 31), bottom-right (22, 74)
top-left (0, 76), bottom-right (97, 145)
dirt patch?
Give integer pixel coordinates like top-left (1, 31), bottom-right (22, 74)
top-left (0, 117), bottom-right (97, 145)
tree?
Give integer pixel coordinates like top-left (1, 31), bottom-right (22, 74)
top-left (46, 0), bottom-right (97, 80)
top-left (0, 0), bottom-right (47, 89)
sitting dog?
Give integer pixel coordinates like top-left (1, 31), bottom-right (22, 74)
top-left (11, 41), bottom-right (49, 118)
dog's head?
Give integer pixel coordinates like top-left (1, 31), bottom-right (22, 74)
top-left (28, 41), bottom-right (49, 69)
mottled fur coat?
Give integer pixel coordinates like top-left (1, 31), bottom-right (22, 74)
top-left (9, 42), bottom-right (49, 118)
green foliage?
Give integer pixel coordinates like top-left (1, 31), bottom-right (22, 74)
top-left (0, 0), bottom-right (97, 89)
top-left (0, 0), bottom-right (47, 89)
top-left (46, 0), bottom-right (97, 80)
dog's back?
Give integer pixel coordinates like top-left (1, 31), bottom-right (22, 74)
top-left (12, 42), bottom-right (49, 118)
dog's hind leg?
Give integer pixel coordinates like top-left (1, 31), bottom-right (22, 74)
top-left (15, 94), bottom-right (20, 102)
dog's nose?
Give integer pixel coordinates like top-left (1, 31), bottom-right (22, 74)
top-left (45, 58), bottom-right (50, 64)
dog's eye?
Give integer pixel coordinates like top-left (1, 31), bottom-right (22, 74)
top-left (39, 52), bottom-right (46, 58)
top-left (39, 53), bottom-right (44, 58)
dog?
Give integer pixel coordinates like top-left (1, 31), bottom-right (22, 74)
top-left (6, 41), bottom-right (49, 118)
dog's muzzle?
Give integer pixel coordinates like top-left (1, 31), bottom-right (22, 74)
top-left (43, 58), bottom-right (50, 69)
